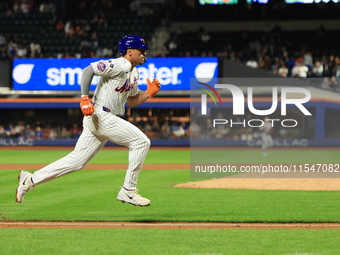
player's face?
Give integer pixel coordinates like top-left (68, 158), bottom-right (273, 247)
top-left (131, 48), bottom-right (147, 65)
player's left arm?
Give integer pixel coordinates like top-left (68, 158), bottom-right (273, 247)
top-left (126, 92), bottom-right (149, 108)
top-left (127, 78), bottom-right (161, 108)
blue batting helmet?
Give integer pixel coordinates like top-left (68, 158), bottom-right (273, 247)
top-left (118, 35), bottom-right (150, 55)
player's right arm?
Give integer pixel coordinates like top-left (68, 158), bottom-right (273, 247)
top-left (80, 65), bottom-right (95, 96)
top-left (80, 65), bottom-right (95, 116)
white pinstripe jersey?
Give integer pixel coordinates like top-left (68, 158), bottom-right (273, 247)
top-left (91, 57), bottom-right (141, 116)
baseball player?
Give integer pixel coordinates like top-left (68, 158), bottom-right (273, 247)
top-left (16, 35), bottom-right (161, 207)
top-left (260, 116), bottom-right (273, 156)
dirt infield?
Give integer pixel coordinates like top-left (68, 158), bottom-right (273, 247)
top-left (1, 222), bottom-right (340, 229)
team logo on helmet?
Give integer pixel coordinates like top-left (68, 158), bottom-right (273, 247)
top-left (141, 38), bottom-right (145, 44)
top-left (97, 61), bottom-right (107, 72)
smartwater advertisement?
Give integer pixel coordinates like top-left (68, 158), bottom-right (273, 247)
top-left (12, 57), bottom-right (218, 91)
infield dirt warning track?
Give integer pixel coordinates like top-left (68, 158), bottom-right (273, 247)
top-left (1, 222), bottom-right (340, 229)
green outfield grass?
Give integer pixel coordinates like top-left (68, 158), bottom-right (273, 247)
top-left (1, 148), bottom-right (340, 255)
top-left (1, 169), bottom-right (340, 222)
top-left (1, 228), bottom-right (340, 255)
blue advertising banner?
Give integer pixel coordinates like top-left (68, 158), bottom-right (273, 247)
top-left (12, 57), bottom-right (218, 91)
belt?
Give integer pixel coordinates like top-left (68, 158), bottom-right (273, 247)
top-left (101, 106), bottom-right (111, 113)
top-left (92, 102), bottom-right (111, 113)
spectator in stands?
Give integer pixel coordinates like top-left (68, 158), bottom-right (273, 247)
top-left (94, 45), bottom-right (104, 58)
top-left (64, 20), bottom-right (72, 34)
top-left (64, 52), bottom-right (73, 59)
top-left (29, 40), bottom-right (41, 58)
top-left (188, 121), bottom-right (200, 139)
top-left (6, 124), bottom-right (17, 138)
top-left (271, 57), bottom-right (281, 73)
top-left (200, 31), bottom-right (210, 44)
top-left (150, 118), bottom-right (160, 133)
top-left (24, 125), bottom-right (35, 138)
top-left (60, 127), bottom-right (70, 139)
top-left (292, 61), bottom-right (309, 78)
top-left (102, 44), bottom-right (113, 57)
top-left (329, 76), bottom-right (339, 91)
top-left (246, 57), bottom-right (258, 68)
top-left (160, 120), bottom-right (171, 139)
top-left (249, 38), bottom-right (261, 55)
top-left (280, 51), bottom-right (290, 65)
top-left (168, 40), bottom-right (178, 56)
top-left (7, 40), bottom-right (18, 58)
top-left (69, 123), bottom-right (81, 138)
top-left (263, 55), bottom-right (272, 70)
top-left (327, 55), bottom-right (339, 76)
top-left (46, 0), bottom-right (56, 13)
top-left (13, 0), bottom-right (20, 13)
top-left (311, 60), bottom-right (324, 78)
top-left (303, 52), bottom-right (313, 67)
top-left (0, 33), bottom-right (6, 45)
top-left (214, 126), bottom-right (229, 139)
top-left (155, 45), bottom-right (169, 57)
top-left (336, 57), bottom-right (340, 78)
top-left (14, 121), bottom-right (25, 134)
top-left (217, 48), bottom-right (228, 58)
top-left (135, 117), bottom-right (150, 133)
top-left (241, 132), bottom-right (252, 141)
top-left (172, 125), bottom-right (186, 139)
top-left (0, 125), bottom-right (6, 138)
top-left (56, 19), bottom-right (64, 31)
top-left (65, 24), bottom-right (75, 39)
top-left (39, 1), bottom-right (49, 13)
top-left (35, 126), bottom-right (43, 139)
top-left (257, 56), bottom-right (265, 69)
top-left (278, 63), bottom-right (288, 77)
top-left (47, 127), bottom-right (57, 140)
top-left (321, 77), bottom-right (331, 89)
top-left (89, 31), bottom-right (99, 49)
top-left (0, 44), bottom-right (9, 59)
top-left (326, 55), bottom-right (336, 77)
top-left (200, 118), bottom-right (213, 140)
top-left (20, 0), bottom-right (30, 13)
top-left (16, 43), bottom-right (28, 58)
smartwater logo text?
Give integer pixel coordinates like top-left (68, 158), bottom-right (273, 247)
top-left (13, 58), bottom-right (218, 91)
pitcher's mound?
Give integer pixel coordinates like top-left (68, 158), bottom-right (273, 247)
top-left (174, 172), bottom-right (340, 191)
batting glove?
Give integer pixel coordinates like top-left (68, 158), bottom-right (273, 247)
top-left (146, 78), bottom-right (161, 98)
top-left (80, 96), bottom-right (95, 116)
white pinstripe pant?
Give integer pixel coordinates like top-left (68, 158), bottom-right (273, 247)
top-left (261, 133), bottom-right (273, 149)
top-left (32, 110), bottom-right (150, 190)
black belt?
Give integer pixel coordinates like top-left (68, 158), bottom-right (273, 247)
top-left (92, 102), bottom-right (111, 113)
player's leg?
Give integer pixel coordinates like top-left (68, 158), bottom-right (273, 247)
top-left (268, 135), bottom-right (273, 148)
top-left (16, 126), bottom-right (106, 203)
top-left (110, 118), bottom-right (150, 190)
top-left (32, 126), bottom-right (107, 184)
top-left (262, 134), bottom-right (268, 156)
top-left (92, 113), bottom-right (150, 206)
